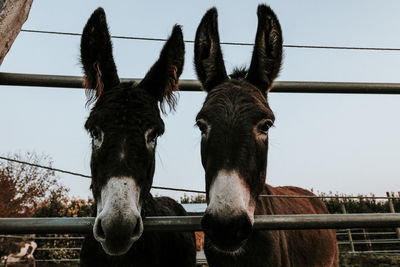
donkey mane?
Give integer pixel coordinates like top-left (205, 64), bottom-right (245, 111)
top-left (229, 67), bottom-right (248, 79)
top-left (85, 80), bottom-right (177, 114)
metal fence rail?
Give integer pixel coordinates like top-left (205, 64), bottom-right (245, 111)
top-left (2, 72), bottom-right (400, 94)
top-left (1, 214), bottom-right (400, 234)
top-left (259, 195), bottom-right (400, 199)
top-left (336, 232), bottom-right (397, 236)
top-left (338, 239), bottom-right (400, 245)
top-left (342, 250), bottom-right (400, 254)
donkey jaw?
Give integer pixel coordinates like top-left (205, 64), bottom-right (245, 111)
top-left (93, 176), bottom-right (143, 256)
top-left (206, 238), bottom-right (247, 256)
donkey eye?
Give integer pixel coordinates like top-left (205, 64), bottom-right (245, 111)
top-left (147, 131), bottom-right (158, 143)
top-left (90, 128), bottom-right (104, 149)
top-left (90, 128), bottom-right (100, 139)
top-left (145, 129), bottom-right (159, 149)
top-left (196, 120), bottom-right (208, 135)
top-left (258, 120), bottom-right (274, 134)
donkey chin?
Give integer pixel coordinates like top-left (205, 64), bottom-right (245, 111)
top-left (202, 170), bottom-right (256, 255)
top-left (93, 177), bottom-right (144, 256)
top-left (206, 240), bottom-right (247, 256)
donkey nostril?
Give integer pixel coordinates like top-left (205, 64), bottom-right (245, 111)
top-left (96, 219), bottom-right (105, 239)
top-left (132, 217), bottom-right (142, 237)
top-left (201, 214), bottom-right (212, 233)
top-left (202, 213), bottom-right (252, 247)
top-left (201, 213), bottom-right (219, 240)
top-left (236, 225), bottom-right (251, 241)
top-left (206, 229), bottom-right (216, 240)
top-left (235, 215), bottom-right (252, 242)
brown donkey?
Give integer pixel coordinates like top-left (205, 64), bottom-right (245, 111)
top-left (194, 5), bottom-right (338, 267)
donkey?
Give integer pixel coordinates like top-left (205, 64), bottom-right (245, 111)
top-left (78, 8), bottom-right (196, 267)
top-left (194, 5), bottom-right (338, 267)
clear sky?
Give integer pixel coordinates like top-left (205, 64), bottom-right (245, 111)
top-left (1, 0), bottom-right (400, 200)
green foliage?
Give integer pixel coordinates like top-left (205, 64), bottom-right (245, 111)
top-left (319, 192), bottom-right (400, 214)
top-left (32, 196), bottom-right (94, 261)
top-left (33, 193), bottom-right (95, 218)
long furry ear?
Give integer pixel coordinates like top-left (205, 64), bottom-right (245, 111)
top-left (80, 7), bottom-right (120, 104)
top-left (139, 25), bottom-right (185, 112)
top-left (246, 4), bottom-right (283, 94)
top-left (194, 8), bottom-right (228, 92)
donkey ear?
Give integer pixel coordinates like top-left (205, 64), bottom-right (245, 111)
top-left (139, 25), bottom-right (185, 111)
top-left (194, 8), bottom-right (228, 92)
top-left (246, 5), bottom-right (282, 94)
top-left (80, 8), bottom-right (120, 102)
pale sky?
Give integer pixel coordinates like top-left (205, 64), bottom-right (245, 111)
top-left (1, 0), bottom-right (400, 201)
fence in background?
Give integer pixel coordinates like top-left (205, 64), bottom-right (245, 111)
top-left (1, 214), bottom-right (400, 234)
top-left (2, 72), bottom-right (400, 94)
top-left (2, 70), bottom-right (400, 266)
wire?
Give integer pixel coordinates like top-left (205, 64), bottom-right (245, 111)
top-left (1, 156), bottom-right (398, 198)
top-left (283, 44), bottom-right (400, 51)
top-left (20, 29), bottom-right (400, 51)
top-left (152, 186), bottom-right (205, 194)
top-left (0, 156), bottom-right (90, 178)
top-left (0, 156), bottom-right (205, 194)
top-left (20, 29), bottom-right (192, 43)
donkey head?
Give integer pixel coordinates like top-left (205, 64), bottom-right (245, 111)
top-left (81, 8), bottom-right (184, 256)
top-left (194, 5), bottom-right (282, 252)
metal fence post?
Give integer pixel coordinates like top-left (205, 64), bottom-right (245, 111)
top-left (340, 202), bottom-right (355, 252)
top-left (386, 192), bottom-right (400, 239)
top-left (358, 196), bottom-right (372, 251)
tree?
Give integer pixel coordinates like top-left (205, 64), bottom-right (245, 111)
top-left (33, 194), bottom-right (95, 218)
top-left (180, 193), bottom-right (206, 204)
top-left (0, 152), bottom-right (68, 217)
top-left (32, 196), bottom-right (94, 261)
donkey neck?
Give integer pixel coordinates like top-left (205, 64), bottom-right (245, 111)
top-left (140, 192), bottom-right (156, 216)
top-left (255, 184), bottom-right (276, 215)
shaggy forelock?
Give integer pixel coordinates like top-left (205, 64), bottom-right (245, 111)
top-left (229, 67), bottom-right (248, 79)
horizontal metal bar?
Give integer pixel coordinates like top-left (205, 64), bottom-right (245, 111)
top-left (35, 259), bottom-right (80, 262)
top-left (36, 247), bottom-right (81, 251)
top-left (1, 214), bottom-right (400, 234)
top-left (259, 195), bottom-right (398, 199)
top-left (0, 234), bottom-right (84, 240)
top-left (336, 232), bottom-right (396, 236)
top-left (342, 250), bottom-right (400, 254)
top-left (1, 72), bottom-right (400, 94)
top-left (336, 228), bottom-right (368, 232)
top-left (252, 214), bottom-right (400, 230)
top-left (3, 231), bottom-right (396, 238)
top-left (338, 239), bottom-right (400, 244)
top-left (0, 217), bottom-right (94, 234)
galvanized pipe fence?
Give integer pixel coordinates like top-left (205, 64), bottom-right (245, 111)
top-left (2, 72), bottom-right (400, 94)
top-left (1, 214), bottom-right (400, 234)
top-left (258, 194), bottom-right (400, 199)
top-left (1, 72), bottom-right (400, 255)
